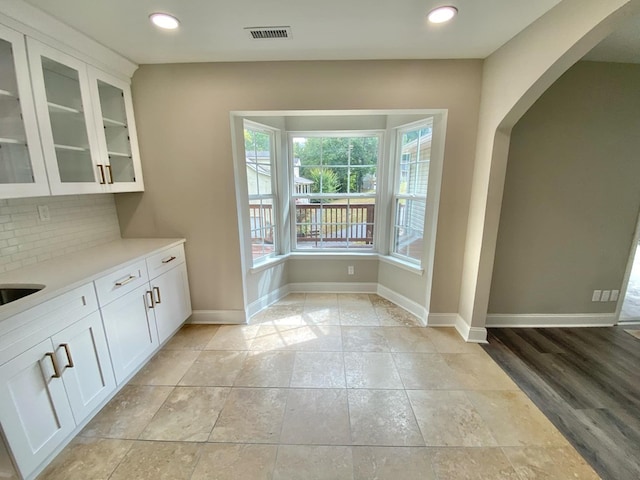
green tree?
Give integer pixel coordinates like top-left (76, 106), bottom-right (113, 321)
top-left (294, 136), bottom-right (378, 194)
top-left (306, 168), bottom-right (340, 200)
top-left (244, 128), bottom-right (271, 154)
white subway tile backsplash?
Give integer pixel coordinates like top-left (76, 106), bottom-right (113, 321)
top-left (0, 194), bottom-right (121, 274)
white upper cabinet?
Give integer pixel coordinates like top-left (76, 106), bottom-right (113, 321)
top-left (88, 67), bottom-right (144, 192)
top-left (0, 24), bottom-right (49, 198)
top-left (27, 38), bottom-right (144, 195)
top-left (28, 38), bottom-right (103, 194)
top-left (0, 18), bottom-right (144, 199)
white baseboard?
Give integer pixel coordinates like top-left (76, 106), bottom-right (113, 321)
top-left (618, 319), bottom-right (640, 326)
top-left (485, 313), bottom-right (617, 328)
top-left (288, 282), bottom-right (378, 293)
top-left (426, 313), bottom-right (458, 326)
top-left (188, 310), bottom-right (246, 325)
top-left (376, 284), bottom-right (427, 326)
top-left (455, 314), bottom-right (488, 343)
top-left (247, 285), bottom-right (291, 317)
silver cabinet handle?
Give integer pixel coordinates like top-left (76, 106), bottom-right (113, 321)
top-left (115, 274), bottom-right (137, 287)
top-left (61, 343), bottom-right (74, 368)
top-left (146, 290), bottom-right (155, 309)
top-left (97, 164), bottom-right (106, 184)
top-left (105, 164), bottom-right (114, 184)
top-left (153, 286), bottom-right (162, 304)
top-left (45, 352), bottom-right (62, 379)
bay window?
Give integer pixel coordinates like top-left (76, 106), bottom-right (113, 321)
top-left (233, 111), bottom-right (446, 276)
top-left (290, 133), bottom-right (381, 251)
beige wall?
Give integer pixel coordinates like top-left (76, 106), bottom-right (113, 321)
top-left (458, 0), bottom-right (640, 331)
top-left (288, 258), bottom-right (379, 285)
top-left (116, 60), bottom-right (482, 313)
top-left (489, 61), bottom-right (640, 314)
top-left (246, 262), bottom-right (288, 307)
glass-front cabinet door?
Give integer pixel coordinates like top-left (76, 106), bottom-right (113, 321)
top-left (88, 68), bottom-right (144, 192)
top-left (0, 24), bottom-right (49, 198)
top-left (27, 38), bottom-right (102, 194)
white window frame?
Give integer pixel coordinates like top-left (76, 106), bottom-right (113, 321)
top-left (241, 120), bottom-right (280, 266)
top-left (288, 130), bottom-right (384, 252)
top-left (388, 116), bottom-right (446, 271)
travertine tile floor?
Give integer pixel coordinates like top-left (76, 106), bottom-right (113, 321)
top-left (38, 294), bottom-right (599, 480)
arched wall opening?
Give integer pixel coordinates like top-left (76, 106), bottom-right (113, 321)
top-left (457, 0), bottom-right (640, 342)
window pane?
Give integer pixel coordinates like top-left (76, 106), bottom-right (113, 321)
top-left (295, 135), bottom-right (378, 197)
top-left (245, 128), bottom-right (272, 195)
top-left (295, 197), bottom-right (375, 250)
top-left (393, 198), bottom-right (425, 263)
top-left (400, 125), bottom-right (432, 196)
top-left (249, 198), bottom-right (276, 261)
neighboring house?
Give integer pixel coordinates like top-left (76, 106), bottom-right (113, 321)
top-left (396, 130), bottom-right (431, 251)
top-left (246, 152), bottom-right (312, 240)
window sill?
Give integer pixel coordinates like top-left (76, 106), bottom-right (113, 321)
top-left (378, 255), bottom-right (424, 276)
top-left (248, 252), bottom-right (423, 276)
top-left (289, 251), bottom-right (379, 261)
top-left (249, 255), bottom-right (288, 274)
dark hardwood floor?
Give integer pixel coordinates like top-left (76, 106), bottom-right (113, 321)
top-left (482, 327), bottom-right (640, 480)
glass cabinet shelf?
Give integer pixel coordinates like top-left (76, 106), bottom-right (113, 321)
top-left (0, 138), bottom-right (26, 145)
top-left (54, 144), bottom-right (88, 152)
top-left (0, 88), bottom-right (17, 98)
top-left (107, 151), bottom-right (131, 158)
top-left (103, 117), bottom-right (127, 127)
top-left (47, 101), bottom-right (83, 115)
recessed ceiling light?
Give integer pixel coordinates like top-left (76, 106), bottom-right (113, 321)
top-left (427, 6), bottom-right (458, 24)
top-left (149, 13), bottom-right (180, 30)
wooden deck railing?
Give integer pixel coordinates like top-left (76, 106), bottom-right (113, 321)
top-left (249, 203), bottom-right (375, 244)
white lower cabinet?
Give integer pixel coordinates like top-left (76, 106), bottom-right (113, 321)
top-left (51, 311), bottom-right (116, 424)
top-left (0, 241), bottom-right (191, 479)
top-left (0, 338), bottom-right (76, 477)
top-left (100, 284), bottom-right (157, 385)
top-left (150, 263), bottom-right (192, 344)
top-left (0, 282), bottom-right (103, 479)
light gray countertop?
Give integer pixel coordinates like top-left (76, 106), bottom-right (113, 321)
top-left (0, 238), bottom-right (185, 323)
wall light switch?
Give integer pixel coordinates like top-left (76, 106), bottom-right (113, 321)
top-left (347, 265), bottom-right (354, 275)
top-left (37, 205), bottom-right (50, 221)
top-left (610, 290), bottom-right (619, 302)
top-left (592, 290), bottom-right (601, 302)
top-left (600, 290), bottom-right (610, 302)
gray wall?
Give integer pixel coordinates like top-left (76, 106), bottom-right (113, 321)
top-left (489, 61), bottom-right (640, 314)
top-left (116, 60), bottom-right (482, 313)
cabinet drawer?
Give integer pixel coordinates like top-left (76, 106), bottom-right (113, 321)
top-left (146, 244), bottom-right (185, 280)
top-left (0, 283), bottom-right (98, 365)
top-left (94, 260), bottom-right (149, 307)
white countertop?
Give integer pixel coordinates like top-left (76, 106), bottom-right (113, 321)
top-left (0, 238), bottom-right (185, 322)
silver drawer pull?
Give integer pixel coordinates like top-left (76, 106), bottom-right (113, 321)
top-left (161, 256), bottom-right (177, 264)
top-left (115, 274), bottom-right (137, 287)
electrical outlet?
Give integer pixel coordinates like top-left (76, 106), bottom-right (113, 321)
top-left (592, 290), bottom-right (601, 302)
top-left (37, 205), bottom-right (50, 221)
top-left (347, 265), bottom-right (354, 275)
top-left (600, 290), bottom-right (610, 302)
top-left (610, 290), bottom-right (619, 302)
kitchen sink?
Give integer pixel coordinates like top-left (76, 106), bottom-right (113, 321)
top-left (0, 285), bottom-right (45, 306)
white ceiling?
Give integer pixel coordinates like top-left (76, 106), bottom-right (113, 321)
top-left (22, 0), bottom-right (565, 64)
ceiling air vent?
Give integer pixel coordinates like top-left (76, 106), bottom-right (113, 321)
top-left (245, 26), bottom-right (292, 40)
